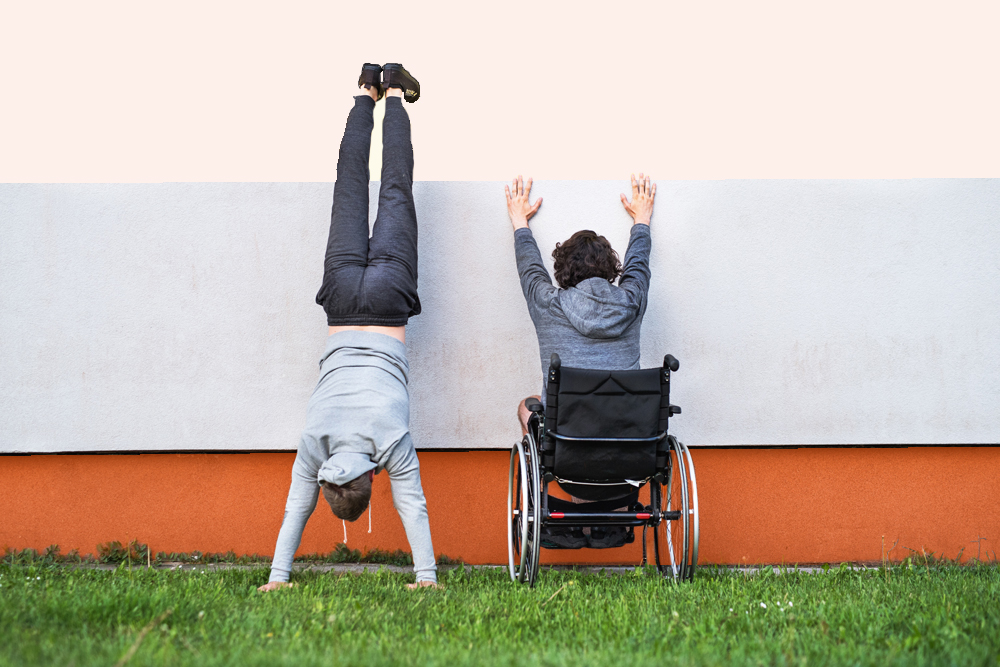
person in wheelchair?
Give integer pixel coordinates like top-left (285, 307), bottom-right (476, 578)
top-left (504, 173), bottom-right (656, 549)
top-left (258, 64), bottom-right (435, 592)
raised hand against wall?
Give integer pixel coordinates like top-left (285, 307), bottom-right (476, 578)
top-left (505, 175), bottom-right (543, 230)
top-left (620, 173), bottom-right (655, 226)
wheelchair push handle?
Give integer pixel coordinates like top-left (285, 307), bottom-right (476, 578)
top-left (524, 398), bottom-right (544, 413)
top-left (664, 354), bottom-right (680, 372)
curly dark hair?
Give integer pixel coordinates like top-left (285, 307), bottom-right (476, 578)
top-left (552, 230), bottom-right (623, 289)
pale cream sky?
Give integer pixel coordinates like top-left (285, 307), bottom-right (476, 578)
top-left (1, 0), bottom-right (998, 181)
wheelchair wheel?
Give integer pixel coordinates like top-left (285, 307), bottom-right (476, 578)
top-left (507, 437), bottom-right (540, 584)
top-left (653, 436), bottom-right (698, 581)
top-left (679, 439), bottom-right (700, 580)
top-left (523, 431), bottom-right (542, 585)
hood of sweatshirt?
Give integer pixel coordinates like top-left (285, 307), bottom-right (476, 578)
top-left (557, 277), bottom-right (639, 339)
top-left (318, 452), bottom-right (377, 486)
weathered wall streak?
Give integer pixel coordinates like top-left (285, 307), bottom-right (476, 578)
top-left (1, 180), bottom-right (998, 452)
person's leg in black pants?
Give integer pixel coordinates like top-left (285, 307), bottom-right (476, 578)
top-left (317, 95), bottom-right (375, 320)
top-left (365, 96), bottom-right (421, 319)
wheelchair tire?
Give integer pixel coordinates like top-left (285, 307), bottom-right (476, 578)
top-left (653, 436), bottom-right (698, 581)
top-left (507, 437), bottom-right (540, 585)
top-left (679, 439), bottom-right (700, 580)
top-left (523, 431), bottom-right (542, 585)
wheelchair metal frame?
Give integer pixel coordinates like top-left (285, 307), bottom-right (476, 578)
top-left (508, 354), bottom-right (699, 587)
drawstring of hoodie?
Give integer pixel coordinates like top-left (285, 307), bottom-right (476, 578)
top-left (341, 503), bottom-right (373, 543)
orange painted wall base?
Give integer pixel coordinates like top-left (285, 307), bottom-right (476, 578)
top-left (2, 448), bottom-right (998, 566)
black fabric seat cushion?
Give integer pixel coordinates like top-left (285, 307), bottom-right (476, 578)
top-left (552, 366), bottom-right (661, 485)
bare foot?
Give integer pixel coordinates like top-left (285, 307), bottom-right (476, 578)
top-left (257, 581), bottom-right (295, 592)
top-left (406, 581), bottom-right (439, 590)
top-left (359, 84), bottom-right (378, 102)
top-left (385, 88), bottom-right (403, 99)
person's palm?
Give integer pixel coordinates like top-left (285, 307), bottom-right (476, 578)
top-left (505, 175), bottom-right (542, 229)
top-left (257, 581), bottom-right (294, 592)
top-left (620, 173), bottom-right (655, 225)
top-left (407, 581), bottom-right (440, 590)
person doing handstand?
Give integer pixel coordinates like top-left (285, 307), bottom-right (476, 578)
top-left (505, 173), bottom-right (656, 548)
top-left (259, 63), bottom-right (436, 591)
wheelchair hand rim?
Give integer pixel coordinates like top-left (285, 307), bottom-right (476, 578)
top-left (679, 439), bottom-right (699, 580)
top-left (507, 441), bottom-right (530, 582)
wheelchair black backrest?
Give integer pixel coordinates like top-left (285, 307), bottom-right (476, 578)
top-left (541, 353), bottom-right (674, 490)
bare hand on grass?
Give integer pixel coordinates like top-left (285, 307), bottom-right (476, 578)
top-left (620, 173), bottom-right (655, 226)
top-left (407, 581), bottom-right (440, 590)
top-left (257, 581), bottom-right (295, 592)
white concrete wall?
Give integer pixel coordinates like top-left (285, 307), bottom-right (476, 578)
top-left (1, 180), bottom-right (998, 452)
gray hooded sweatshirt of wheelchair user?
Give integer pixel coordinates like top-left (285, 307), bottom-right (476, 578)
top-left (514, 223), bottom-right (652, 401)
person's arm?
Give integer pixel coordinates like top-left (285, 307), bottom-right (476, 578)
top-left (261, 454), bottom-right (320, 588)
top-left (506, 175), bottom-right (557, 307)
top-left (618, 174), bottom-right (655, 307)
top-left (514, 228), bottom-right (558, 308)
top-left (383, 436), bottom-right (437, 584)
top-left (618, 225), bottom-right (651, 307)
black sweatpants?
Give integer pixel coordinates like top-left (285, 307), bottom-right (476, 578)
top-left (315, 95), bottom-right (420, 326)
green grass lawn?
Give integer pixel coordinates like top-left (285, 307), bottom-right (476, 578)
top-left (2, 562), bottom-right (998, 667)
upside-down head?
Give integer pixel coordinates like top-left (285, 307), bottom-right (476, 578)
top-left (320, 469), bottom-right (373, 522)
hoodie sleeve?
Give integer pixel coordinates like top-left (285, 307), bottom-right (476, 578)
top-left (267, 452), bottom-right (320, 583)
top-left (514, 228), bottom-right (558, 310)
top-left (383, 435), bottom-right (437, 583)
top-left (618, 224), bottom-right (652, 313)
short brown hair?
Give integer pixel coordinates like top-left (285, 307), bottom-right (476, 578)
top-left (320, 474), bottom-right (371, 522)
top-left (552, 230), bottom-right (622, 289)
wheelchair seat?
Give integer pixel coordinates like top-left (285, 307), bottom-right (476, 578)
top-left (507, 353), bottom-right (699, 586)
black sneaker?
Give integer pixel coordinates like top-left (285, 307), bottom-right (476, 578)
top-left (587, 526), bottom-right (631, 549)
top-left (382, 63), bottom-right (420, 103)
top-left (358, 63), bottom-right (384, 100)
top-left (540, 526), bottom-right (587, 549)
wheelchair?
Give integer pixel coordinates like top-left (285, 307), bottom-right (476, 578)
top-left (508, 353), bottom-right (699, 586)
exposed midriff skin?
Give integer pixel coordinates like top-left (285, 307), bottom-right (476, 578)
top-left (328, 325), bottom-right (405, 343)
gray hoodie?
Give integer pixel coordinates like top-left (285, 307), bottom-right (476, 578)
top-left (514, 224), bottom-right (652, 399)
